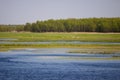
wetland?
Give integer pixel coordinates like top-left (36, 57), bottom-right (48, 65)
top-left (0, 32), bottom-right (120, 80)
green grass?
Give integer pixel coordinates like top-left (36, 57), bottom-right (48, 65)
top-left (0, 43), bottom-right (120, 52)
top-left (0, 32), bottom-right (120, 53)
top-left (0, 32), bottom-right (120, 42)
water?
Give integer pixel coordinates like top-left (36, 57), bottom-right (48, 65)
top-left (0, 38), bottom-right (17, 41)
top-left (0, 48), bottom-right (120, 80)
top-left (0, 41), bottom-right (120, 45)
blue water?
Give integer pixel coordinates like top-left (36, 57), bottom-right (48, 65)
top-left (0, 48), bottom-right (120, 80)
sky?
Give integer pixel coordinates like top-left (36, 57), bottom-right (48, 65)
top-left (0, 0), bottom-right (120, 24)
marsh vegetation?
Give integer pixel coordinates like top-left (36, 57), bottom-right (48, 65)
top-left (0, 32), bottom-right (120, 54)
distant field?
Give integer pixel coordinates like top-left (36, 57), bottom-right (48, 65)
top-left (0, 32), bottom-right (120, 42)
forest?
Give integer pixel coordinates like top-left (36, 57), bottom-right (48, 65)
top-left (0, 17), bottom-right (120, 32)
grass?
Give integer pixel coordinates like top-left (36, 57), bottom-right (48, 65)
top-left (0, 32), bottom-right (120, 42)
top-left (0, 32), bottom-right (120, 53)
top-left (68, 48), bottom-right (120, 54)
top-left (0, 43), bottom-right (120, 52)
top-left (60, 56), bottom-right (120, 60)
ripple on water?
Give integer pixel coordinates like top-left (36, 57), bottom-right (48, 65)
top-left (0, 48), bottom-right (120, 80)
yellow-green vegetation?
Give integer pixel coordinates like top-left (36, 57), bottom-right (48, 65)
top-left (0, 32), bottom-right (120, 42)
top-left (68, 48), bottom-right (120, 54)
top-left (0, 44), bottom-right (120, 52)
top-left (0, 32), bottom-right (120, 53)
top-left (60, 56), bottom-right (120, 60)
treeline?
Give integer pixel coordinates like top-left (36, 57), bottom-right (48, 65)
top-left (0, 18), bottom-right (120, 32)
top-left (24, 18), bottom-right (120, 32)
top-left (0, 25), bottom-right (24, 32)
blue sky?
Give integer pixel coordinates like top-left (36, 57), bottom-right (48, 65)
top-left (0, 0), bottom-right (120, 24)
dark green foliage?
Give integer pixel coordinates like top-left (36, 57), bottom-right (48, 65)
top-left (0, 25), bottom-right (24, 32)
top-left (0, 17), bottom-right (120, 32)
top-left (24, 23), bottom-right (31, 31)
top-left (27, 17), bottom-right (120, 32)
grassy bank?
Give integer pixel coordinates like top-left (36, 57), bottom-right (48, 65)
top-left (0, 32), bottom-right (120, 42)
top-left (0, 43), bottom-right (120, 52)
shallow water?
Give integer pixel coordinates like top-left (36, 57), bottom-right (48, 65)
top-left (0, 48), bottom-right (120, 80)
top-left (0, 41), bottom-right (120, 45)
top-left (0, 38), bottom-right (17, 41)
